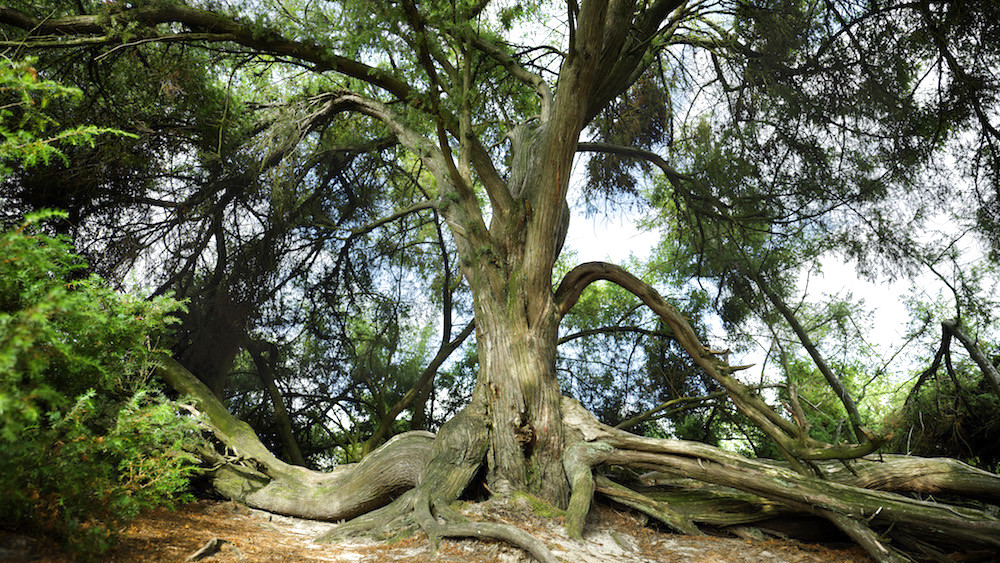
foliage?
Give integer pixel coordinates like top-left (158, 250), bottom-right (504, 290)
top-left (0, 210), bottom-right (194, 558)
top-left (0, 55), bottom-right (133, 175)
top-left (890, 361), bottom-right (1000, 472)
top-left (1, 0), bottom-right (1000, 493)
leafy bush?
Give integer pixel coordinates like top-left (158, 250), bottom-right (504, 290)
top-left (0, 211), bottom-right (197, 559)
top-left (1, 56), bottom-right (198, 558)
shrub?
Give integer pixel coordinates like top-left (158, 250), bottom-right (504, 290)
top-left (0, 211), bottom-right (196, 559)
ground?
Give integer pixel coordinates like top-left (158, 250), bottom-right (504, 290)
top-left (1, 498), bottom-right (874, 562)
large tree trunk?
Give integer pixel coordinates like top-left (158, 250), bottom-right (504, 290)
top-left (472, 299), bottom-right (568, 505)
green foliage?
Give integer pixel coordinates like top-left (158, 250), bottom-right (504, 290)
top-left (0, 55), bottom-right (134, 175)
top-left (889, 361), bottom-right (1000, 472)
top-left (0, 211), bottom-right (195, 559)
top-left (0, 390), bottom-right (199, 558)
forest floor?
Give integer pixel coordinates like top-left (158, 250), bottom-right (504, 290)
top-left (2, 498), bottom-right (873, 562)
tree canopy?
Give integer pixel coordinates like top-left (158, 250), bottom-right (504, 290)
top-left (3, 0), bottom-right (1000, 560)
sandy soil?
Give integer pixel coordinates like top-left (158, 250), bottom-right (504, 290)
top-left (1, 499), bottom-right (873, 562)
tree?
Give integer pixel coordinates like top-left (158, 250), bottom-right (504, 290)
top-left (4, 1), bottom-right (1000, 560)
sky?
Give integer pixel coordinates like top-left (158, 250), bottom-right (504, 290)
top-left (561, 186), bottom-right (928, 389)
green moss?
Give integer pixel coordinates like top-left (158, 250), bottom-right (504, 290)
top-left (512, 491), bottom-right (565, 518)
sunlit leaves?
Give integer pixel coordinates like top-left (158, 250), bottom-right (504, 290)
top-left (0, 212), bottom-right (195, 557)
top-left (0, 56), bottom-right (133, 175)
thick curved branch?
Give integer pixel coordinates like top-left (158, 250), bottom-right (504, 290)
top-left (555, 262), bottom-right (882, 462)
top-left (562, 398), bottom-right (1000, 562)
top-left (156, 355), bottom-right (435, 521)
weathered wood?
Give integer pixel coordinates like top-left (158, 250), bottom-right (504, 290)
top-left (158, 354), bottom-right (1000, 561)
top-left (594, 475), bottom-right (702, 534)
top-left (563, 441), bottom-right (613, 538)
top-left (562, 397), bottom-right (1000, 561)
top-left (157, 355), bottom-right (434, 521)
top-left (643, 455), bottom-right (1000, 502)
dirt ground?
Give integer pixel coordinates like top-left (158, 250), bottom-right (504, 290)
top-left (1, 499), bottom-right (874, 562)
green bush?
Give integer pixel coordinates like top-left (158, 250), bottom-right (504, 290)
top-left (0, 211), bottom-right (197, 559)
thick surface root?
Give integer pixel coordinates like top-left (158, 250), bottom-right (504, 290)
top-left (159, 356), bottom-right (435, 521)
top-left (561, 396), bottom-right (1000, 562)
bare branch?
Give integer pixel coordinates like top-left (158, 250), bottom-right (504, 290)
top-left (348, 200), bottom-right (440, 237)
top-left (558, 325), bottom-right (673, 345)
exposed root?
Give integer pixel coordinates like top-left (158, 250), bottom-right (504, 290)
top-left (562, 396), bottom-right (1000, 562)
top-left (159, 355), bottom-right (435, 520)
top-left (563, 441), bottom-right (613, 538)
top-left (413, 490), bottom-right (559, 563)
top-left (160, 355), bottom-right (1000, 562)
top-left (593, 475), bottom-right (701, 535)
top-left (313, 490), bottom-right (420, 543)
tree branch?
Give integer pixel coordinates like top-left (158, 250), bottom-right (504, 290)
top-left (466, 33), bottom-right (553, 122)
top-left (363, 322), bottom-right (475, 453)
top-left (558, 325), bottom-right (674, 345)
top-left (555, 262), bottom-right (882, 462)
top-left (348, 200), bottom-right (440, 237)
top-left (944, 318), bottom-right (1000, 400)
top-left (0, 5), bottom-right (417, 102)
top-left (747, 269), bottom-right (870, 446)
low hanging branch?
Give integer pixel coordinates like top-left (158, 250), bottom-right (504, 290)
top-left (554, 263), bottom-right (1000, 561)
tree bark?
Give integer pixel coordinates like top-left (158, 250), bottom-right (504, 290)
top-left (157, 355), bottom-right (434, 520)
top-left (157, 353), bottom-right (1000, 562)
top-left (471, 299), bottom-right (569, 505)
